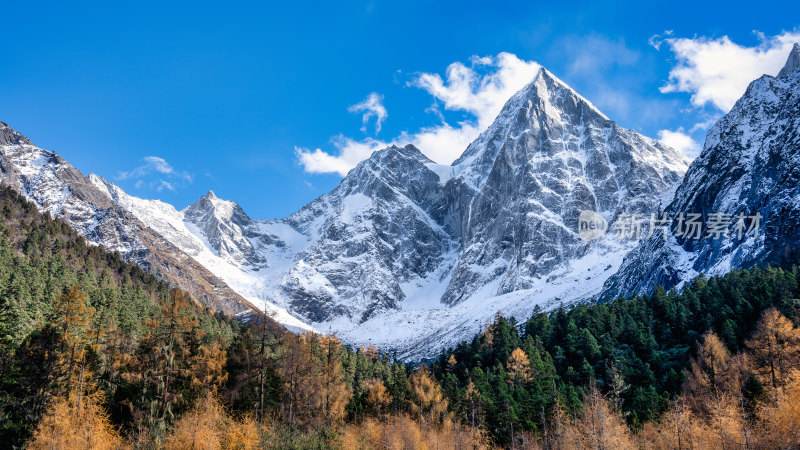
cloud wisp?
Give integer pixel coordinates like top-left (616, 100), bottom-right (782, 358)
top-left (348, 92), bottom-right (387, 135)
top-left (296, 52), bottom-right (541, 176)
top-left (657, 128), bottom-right (702, 159)
top-left (118, 156), bottom-right (193, 192)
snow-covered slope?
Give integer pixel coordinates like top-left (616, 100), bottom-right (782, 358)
top-left (89, 176), bottom-right (312, 331)
top-left (603, 43), bottom-right (800, 298)
top-left (437, 69), bottom-right (687, 307)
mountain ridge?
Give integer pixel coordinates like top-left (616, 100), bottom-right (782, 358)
top-left (25, 63), bottom-right (689, 359)
top-left (0, 129), bottom-right (263, 317)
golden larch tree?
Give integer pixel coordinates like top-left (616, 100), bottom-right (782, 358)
top-left (164, 392), bottom-right (261, 450)
top-left (313, 335), bottom-right (351, 427)
top-left (506, 347), bottom-right (532, 385)
top-left (574, 384), bottom-right (636, 450)
top-left (364, 378), bottom-right (392, 415)
top-left (411, 366), bottom-right (449, 426)
top-left (754, 368), bottom-right (800, 446)
top-left (746, 307), bottom-right (800, 388)
top-left (28, 387), bottom-right (122, 449)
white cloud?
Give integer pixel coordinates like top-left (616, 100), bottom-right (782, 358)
top-left (118, 156), bottom-right (193, 191)
top-left (295, 137), bottom-right (385, 176)
top-left (657, 30), bottom-right (800, 112)
top-left (119, 156), bottom-right (173, 179)
top-left (156, 180), bottom-right (175, 192)
top-left (658, 128), bottom-right (702, 159)
top-left (297, 52), bottom-right (541, 175)
top-left (648, 30), bottom-right (673, 51)
top-left (410, 52), bottom-right (541, 133)
top-left (348, 92), bottom-right (387, 135)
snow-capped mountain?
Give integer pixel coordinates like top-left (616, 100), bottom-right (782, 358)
top-left (74, 67), bottom-right (687, 359)
top-left (0, 59), bottom-right (728, 358)
top-left (603, 43), bottom-right (800, 298)
top-left (0, 122), bottom-right (264, 317)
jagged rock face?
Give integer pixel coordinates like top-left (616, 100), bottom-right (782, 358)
top-left (280, 145), bottom-right (454, 322)
top-left (0, 121), bottom-right (33, 146)
top-left (778, 43), bottom-right (800, 78)
top-left (0, 130), bottom-right (140, 257)
top-left (182, 191), bottom-right (279, 267)
top-left (440, 70), bottom-right (687, 305)
top-left (604, 47), bottom-right (800, 298)
top-left (0, 123), bottom-right (262, 317)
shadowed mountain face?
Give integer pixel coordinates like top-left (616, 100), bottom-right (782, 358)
top-left (603, 44), bottom-right (800, 299)
top-left (436, 69), bottom-right (687, 306)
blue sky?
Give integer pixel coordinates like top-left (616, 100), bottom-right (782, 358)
top-left (2, 1), bottom-right (798, 218)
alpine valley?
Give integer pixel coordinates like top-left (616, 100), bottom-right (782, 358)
top-left (2, 45), bottom-right (799, 361)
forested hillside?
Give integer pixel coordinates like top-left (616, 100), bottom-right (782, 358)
top-left (2, 182), bottom-right (800, 448)
top-left (0, 185), bottom-right (242, 445)
top-left (430, 265), bottom-right (800, 447)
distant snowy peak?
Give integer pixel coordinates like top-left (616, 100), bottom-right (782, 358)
top-left (342, 144), bottom-right (444, 212)
top-left (87, 174), bottom-right (310, 330)
top-left (778, 42), bottom-right (800, 78)
top-left (452, 68), bottom-right (644, 190)
top-left (184, 190), bottom-right (250, 227)
top-left (181, 190), bottom-right (267, 266)
top-left (275, 143), bottom-right (453, 323)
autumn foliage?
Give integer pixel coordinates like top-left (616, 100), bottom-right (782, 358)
top-left (28, 390), bottom-right (122, 450)
top-left (642, 308), bottom-right (800, 448)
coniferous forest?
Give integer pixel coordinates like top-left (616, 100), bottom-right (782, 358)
top-left (2, 183), bottom-right (800, 448)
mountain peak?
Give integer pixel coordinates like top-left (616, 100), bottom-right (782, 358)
top-left (351, 144), bottom-right (434, 175)
top-left (184, 189), bottom-right (253, 226)
top-left (778, 42), bottom-right (800, 78)
top-left (188, 189), bottom-right (237, 211)
top-left (379, 143), bottom-right (424, 157)
top-left (390, 143), bottom-right (428, 160)
top-left (531, 67), bottom-right (609, 120)
top-left (450, 65), bottom-right (615, 181)
top-left (0, 121), bottom-right (34, 146)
